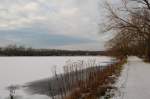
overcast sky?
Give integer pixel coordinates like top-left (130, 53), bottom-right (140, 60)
top-left (0, 0), bottom-right (115, 50)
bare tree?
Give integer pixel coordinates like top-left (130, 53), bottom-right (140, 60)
top-left (104, 0), bottom-right (150, 60)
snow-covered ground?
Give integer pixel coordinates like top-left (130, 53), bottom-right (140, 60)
top-left (0, 56), bottom-right (113, 99)
top-left (112, 56), bottom-right (150, 99)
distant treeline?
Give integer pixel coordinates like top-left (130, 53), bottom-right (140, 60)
top-left (0, 45), bottom-right (106, 56)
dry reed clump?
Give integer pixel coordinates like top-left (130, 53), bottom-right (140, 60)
top-left (48, 58), bottom-right (127, 99)
top-left (64, 58), bottom-right (127, 99)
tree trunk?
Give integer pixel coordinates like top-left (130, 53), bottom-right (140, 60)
top-left (145, 38), bottom-right (150, 62)
top-left (147, 46), bottom-right (150, 61)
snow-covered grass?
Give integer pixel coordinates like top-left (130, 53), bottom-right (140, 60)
top-left (112, 56), bottom-right (150, 99)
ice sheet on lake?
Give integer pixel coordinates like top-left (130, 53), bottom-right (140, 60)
top-left (0, 56), bottom-right (113, 99)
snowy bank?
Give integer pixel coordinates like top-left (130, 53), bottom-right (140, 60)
top-left (112, 56), bottom-right (150, 99)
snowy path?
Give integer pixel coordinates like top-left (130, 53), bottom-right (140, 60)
top-left (113, 57), bottom-right (150, 99)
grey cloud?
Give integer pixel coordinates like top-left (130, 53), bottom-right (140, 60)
top-left (0, 0), bottom-right (103, 38)
top-left (0, 0), bottom-right (113, 50)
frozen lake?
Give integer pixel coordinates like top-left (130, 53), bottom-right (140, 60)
top-left (0, 56), bottom-right (113, 99)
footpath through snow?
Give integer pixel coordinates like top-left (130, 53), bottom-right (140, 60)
top-left (112, 56), bottom-right (150, 99)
